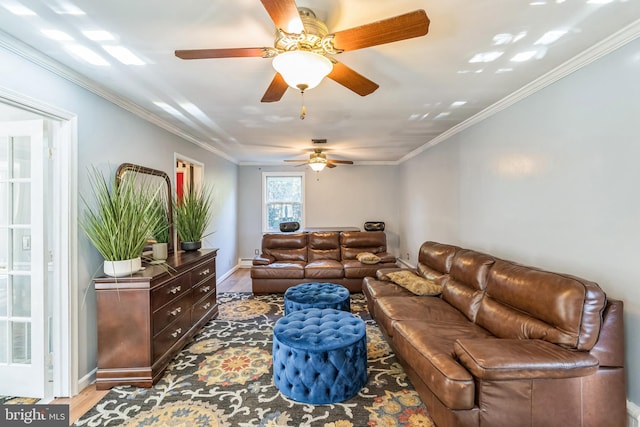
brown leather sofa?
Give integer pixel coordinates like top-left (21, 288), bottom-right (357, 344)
top-left (364, 241), bottom-right (626, 427)
top-left (252, 231), bottom-right (397, 293)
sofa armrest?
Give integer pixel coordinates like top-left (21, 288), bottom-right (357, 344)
top-left (454, 338), bottom-right (598, 381)
top-left (252, 255), bottom-right (275, 266)
top-left (376, 252), bottom-right (397, 264)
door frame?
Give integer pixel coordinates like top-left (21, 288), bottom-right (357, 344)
top-left (0, 86), bottom-right (77, 398)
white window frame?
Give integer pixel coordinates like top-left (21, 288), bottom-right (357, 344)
top-left (262, 172), bottom-right (305, 233)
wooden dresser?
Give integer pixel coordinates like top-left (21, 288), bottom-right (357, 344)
top-left (94, 249), bottom-right (218, 389)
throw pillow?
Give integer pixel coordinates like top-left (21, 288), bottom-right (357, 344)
top-left (386, 270), bottom-right (442, 296)
top-left (357, 252), bottom-right (381, 265)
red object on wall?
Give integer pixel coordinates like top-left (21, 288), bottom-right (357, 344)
top-left (176, 172), bottom-right (184, 201)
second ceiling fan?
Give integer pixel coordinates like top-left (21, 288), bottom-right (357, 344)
top-left (175, 0), bottom-right (430, 102)
top-left (285, 148), bottom-right (353, 172)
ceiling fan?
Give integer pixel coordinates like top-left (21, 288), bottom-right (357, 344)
top-left (284, 148), bottom-right (353, 172)
top-left (175, 0), bottom-right (430, 103)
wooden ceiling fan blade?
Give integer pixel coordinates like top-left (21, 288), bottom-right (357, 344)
top-left (260, 0), bottom-right (304, 33)
top-left (175, 47), bottom-right (267, 60)
top-left (331, 10), bottom-right (429, 52)
top-left (326, 163), bottom-right (337, 168)
top-left (327, 62), bottom-right (379, 96)
top-left (261, 73), bottom-right (289, 103)
top-left (327, 160), bottom-right (354, 165)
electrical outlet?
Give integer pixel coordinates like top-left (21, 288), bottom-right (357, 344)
top-left (406, 252), bottom-right (410, 260)
top-left (255, 249), bottom-right (259, 255)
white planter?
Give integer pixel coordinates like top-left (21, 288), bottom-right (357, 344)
top-left (103, 257), bottom-right (142, 277)
top-left (152, 243), bottom-right (168, 261)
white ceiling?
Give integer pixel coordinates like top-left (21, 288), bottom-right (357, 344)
top-left (1, 0), bottom-right (639, 165)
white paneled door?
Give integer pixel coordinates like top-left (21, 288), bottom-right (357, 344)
top-left (0, 119), bottom-right (47, 398)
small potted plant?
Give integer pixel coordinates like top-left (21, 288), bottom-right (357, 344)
top-left (80, 166), bottom-right (163, 277)
top-left (149, 197), bottom-right (170, 261)
top-left (174, 183), bottom-right (214, 251)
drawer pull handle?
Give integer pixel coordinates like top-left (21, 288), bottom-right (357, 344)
top-left (170, 307), bottom-right (182, 316)
top-left (169, 286), bottom-right (181, 294)
top-left (199, 268), bottom-right (210, 276)
top-left (203, 302), bottom-right (211, 310)
top-left (201, 286), bottom-right (210, 293)
top-left (171, 328), bottom-right (182, 338)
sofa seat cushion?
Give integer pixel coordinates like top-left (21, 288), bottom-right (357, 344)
top-left (454, 338), bottom-right (599, 381)
top-left (393, 320), bottom-right (492, 410)
top-left (363, 278), bottom-right (413, 300)
top-left (374, 296), bottom-right (468, 337)
top-left (342, 259), bottom-right (397, 279)
top-left (305, 260), bottom-right (345, 279)
top-left (251, 261), bottom-right (305, 279)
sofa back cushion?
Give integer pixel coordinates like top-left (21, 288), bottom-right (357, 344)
top-left (308, 232), bottom-right (340, 262)
top-left (476, 260), bottom-right (606, 350)
top-left (417, 241), bottom-right (459, 279)
top-left (441, 249), bottom-right (495, 322)
top-left (340, 231), bottom-right (387, 260)
top-left (262, 233), bottom-right (308, 262)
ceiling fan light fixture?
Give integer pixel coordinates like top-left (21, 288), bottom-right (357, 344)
top-left (272, 50), bottom-right (333, 91)
top-left (308, 159), bottom-right (326, 172)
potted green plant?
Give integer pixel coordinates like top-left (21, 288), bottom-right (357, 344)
top-left (174, 183), bottom-right (214, 251)
top-left (80, 166), bottom-right (163, 276)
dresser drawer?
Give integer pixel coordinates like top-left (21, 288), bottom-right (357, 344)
top-left (191, 260), bottom-right (215, 287)
top-left (152, 275), bottom-right (190, 312)
top-left (153, 290), bottom-right (192, 336)
top-left (192, 291), bottom-right (217, 324)
top-left (192, 275), bottom-right (215, 298)
top-left (153, 312), bottom-right (191, 361)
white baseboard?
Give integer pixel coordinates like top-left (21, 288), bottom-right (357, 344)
top-left (217, 264), bottom-right (239, 283)
top-left (77, 368), bottom-right (97, 393)
top-left (238, 258), bottom-right (253, 268)
top-left (396, 258), bottom-right (415, 269)
top-left (628, 400), bottom-right (640, 427)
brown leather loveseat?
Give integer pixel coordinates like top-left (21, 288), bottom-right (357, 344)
top-left (364, 241), bottom-right (626, 427)
top-left (252, 231), bottom-right (397, 293)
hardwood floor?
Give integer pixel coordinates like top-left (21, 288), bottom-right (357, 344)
top-left (54, 267), bottom-right (252, 425)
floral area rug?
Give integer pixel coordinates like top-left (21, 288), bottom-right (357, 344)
top-left (74, 292), bottom-right (435, 427)
top-left (0, 396), bottom-right (40, 405)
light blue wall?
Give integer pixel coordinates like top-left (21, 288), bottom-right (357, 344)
top-left (0, 47), bottom-right (238, 383)
top-left (399, 37), bottom-right (640, 405)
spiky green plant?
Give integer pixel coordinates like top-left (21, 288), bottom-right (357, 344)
top-left (149, 197), bottom-right (170, 244)
top-left (80, 166), bottom-right (163, 261)
top-left (174, 183), bottom-right (214, 243)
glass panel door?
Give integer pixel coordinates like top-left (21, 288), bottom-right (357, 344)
top-left (0, 119), bottom-right (45, 398)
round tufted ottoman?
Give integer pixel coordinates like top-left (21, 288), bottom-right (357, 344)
top-left (272, 308), bottom-right (367, 404)
top-left (284, 282), bottom-right (350, 315)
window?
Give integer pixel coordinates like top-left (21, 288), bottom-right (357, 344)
top-left (262, 172), bottom-right (304, 233)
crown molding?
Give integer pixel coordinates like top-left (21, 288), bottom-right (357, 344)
top-left (400, 18), bottom-right (640, 164)
top-left (0, 30), bottom-right (238, 164)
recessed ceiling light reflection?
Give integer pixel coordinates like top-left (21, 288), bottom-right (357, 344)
top-left (65, 44), bottom-right (110, 66)
top-left (535, 30), bottom-right (567, 45)
top-left (41, 29), bottom-right (74, 41)
top-left (435, 112), bottom-right (451, 119)
top-left (496, 68), bottom-right (514, 73)
top-left (154, 102), bottom-right (187, 119)
top-left (587, 0), bottom-right (614, 4)
top-left (50, 2), bottom-right (85, 15)
top-left (3, 2), bottom-right (36, 15)
top-left (83, 30), bottom-right (115, 41)
top-left (469, 51), bottom-right (503, 63)
top-left (102, 46), bottom-right (145, 65)
top-left (511, 51), bottom-right (537, 62)
top-left (451, 101), bottom-right (467, 108)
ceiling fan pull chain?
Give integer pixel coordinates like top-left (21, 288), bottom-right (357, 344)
top-left (300, 90), bottom-right (306, 120)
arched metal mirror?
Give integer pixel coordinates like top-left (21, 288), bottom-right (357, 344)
top-left (116, 163), bottom-right (174, 254)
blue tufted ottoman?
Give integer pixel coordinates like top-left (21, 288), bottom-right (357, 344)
top-left (284, 282), bottom-right (350, 315)
top-left (272, 308), bottom-right (367, 404)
